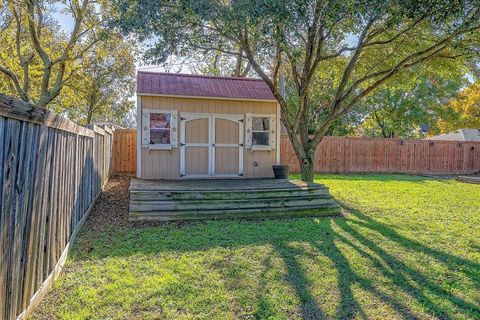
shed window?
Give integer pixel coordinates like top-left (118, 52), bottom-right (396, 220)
top-left (252, 117), bottom-right (270, 146)
top-left (245, 113), bottom-right (276, 150)
top-left (142, 109), bottom-right (178, 149)
top-left (150, 112), bottom-right (171, 145)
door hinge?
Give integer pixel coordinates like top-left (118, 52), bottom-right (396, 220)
top-left (180, 117), bottom-right (186, 121)
top-left (239, 119), bottom-right (244, 122)
top-left (180, 143), bottom-right (186, 147)
top-left (239, 143), bottom-right (244, 147)
top-left (238, 173), bottom-right (244, 177)
top-left (180, 174), bottom-right (186, 177)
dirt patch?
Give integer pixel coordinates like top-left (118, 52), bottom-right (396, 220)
top-left (84, 173), bottom-right (196, 230)
top-left (83, 172), bottom-right (133, 230)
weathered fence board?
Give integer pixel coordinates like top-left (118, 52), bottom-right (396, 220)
top-left (113, 131), bottom-right (480, 175)
top-left (0, 94), bottom-right (113, 320)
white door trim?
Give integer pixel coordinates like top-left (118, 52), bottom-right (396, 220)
top-left (180, 113), bottom-right (244, 178)
top-left (180, 113), bottom-right (212, 177)
top-left (212, 113), bottom-right (244, 177)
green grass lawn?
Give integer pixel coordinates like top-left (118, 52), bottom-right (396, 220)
top-left (32, 174), bottom-right (480, 320)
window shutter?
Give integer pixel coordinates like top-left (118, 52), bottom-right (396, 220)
top-left (245, 113), bottom-right (253, 148)
top-left (170, 110), bottom-right (178, 147)
top-left (269, 115), bottom-right (276, 148)
top-left (142, 109), bottom-right (150, 145)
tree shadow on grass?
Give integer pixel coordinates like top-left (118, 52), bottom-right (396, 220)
top-left (272, 241), bottom-right (326, 320)
top-left (72, 209), bottom-right (480, 319)
top-left (333, 216), bottom-right (478, 319)
top-left (345, 207), bottom-right (480, 285)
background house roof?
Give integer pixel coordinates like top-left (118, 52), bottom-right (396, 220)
top-left (426, 128), bottom-right (480, 141)
top-left (137, 72), bottom-right (276, 101)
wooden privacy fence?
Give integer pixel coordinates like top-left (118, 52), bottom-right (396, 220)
top-left (281, 135), bottom-right (480, 174)
top-left (112, 131), bottom-right (480, 175)
top-left (112, 128), bottom-right (136, 173)
top-left (0, 94), bottom-right (114, 320)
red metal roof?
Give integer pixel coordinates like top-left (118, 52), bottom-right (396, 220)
top-left (137, 72), bottom-right (276, 101)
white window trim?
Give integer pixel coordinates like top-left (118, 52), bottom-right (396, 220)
top-left (144, 109), bottom-right (177, 150)
top-left (251, 145), bottom-right (272, 151)
top-left (149, 144), bottom-right (172, 150)
top-left (248, 113), bottom-right (276, 150)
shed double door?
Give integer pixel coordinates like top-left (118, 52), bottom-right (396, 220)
top-left (180, 113), bottom-right (243, 178)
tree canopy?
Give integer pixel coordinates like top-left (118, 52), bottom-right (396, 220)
top-left (0, 0), bottom-right (107, 108)
top-left (58, 34), bottom-right (136, 125)
top-left (438, 82), bottom-right (480, 132)
top-left (115, 0), bottom-right (480, 181)
top-left (354, 63), bottom-right (466, 138)
top-left (0, 0), bottom-right (136, 126)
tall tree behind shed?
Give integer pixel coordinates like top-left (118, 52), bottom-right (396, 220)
top-left (114, 0), bottom-right (480, 181)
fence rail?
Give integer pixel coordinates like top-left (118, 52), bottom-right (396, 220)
top-left (0, 94), bottom-right (113, 320)
top-left (112, 131), bottom-right (480, 175)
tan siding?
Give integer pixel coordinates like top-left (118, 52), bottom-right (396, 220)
top-left (140, 95), bottom-right (277, 179)
top-left (244, 150), bottom-right (276, 178)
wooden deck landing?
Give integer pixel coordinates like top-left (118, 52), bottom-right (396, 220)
top-left (130, 178), bottom-right (323, 192)
top-left (129, 178), bottom-right (340, 221)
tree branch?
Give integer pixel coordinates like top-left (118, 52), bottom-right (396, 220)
top-left (0, 65), bottom-right (28, 101)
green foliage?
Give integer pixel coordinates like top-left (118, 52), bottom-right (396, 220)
top-left (0, 1), bottom-right (64, 101)
top-left (113, 0), bottom-right (480, 181)
top-left (32, 174), bottom-right (480, 319)
top-left (57, 34), bottom-right (136, 125)
top-left (355, 66), bottom-right (466, 138)
top-left (438, 82), bottom-right (480, 132)
top-left (0, 1), bottom-right (136, 125)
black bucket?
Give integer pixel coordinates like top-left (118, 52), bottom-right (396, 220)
top-left (272, 165), bottom-right (289, 179)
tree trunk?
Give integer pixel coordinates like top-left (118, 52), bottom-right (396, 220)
top-left (286, 122), bottom-right (317, 183)
top-left (86, 108), bottom-right (93, 125)
top-left (299, 147), bottom-right (315, 182)
top-left (300, 158), bottom-right (314, 182)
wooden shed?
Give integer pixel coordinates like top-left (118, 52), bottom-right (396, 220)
top-left (136, 72), bottom-right (281, 179)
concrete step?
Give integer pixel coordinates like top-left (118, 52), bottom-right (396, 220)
top-left (130, 195), bottom-right (336, 212)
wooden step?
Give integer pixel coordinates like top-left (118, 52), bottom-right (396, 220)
top-left (128, 178), bottom-right (341, 221)
top-left (457, 176), bottom-right (480, 184)
top-left (130, 188), bottom-right (330, 201)
top-left (130, 195), bottom-right (336, 212)
top-left (129, 204), bottom-right (342, 221)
